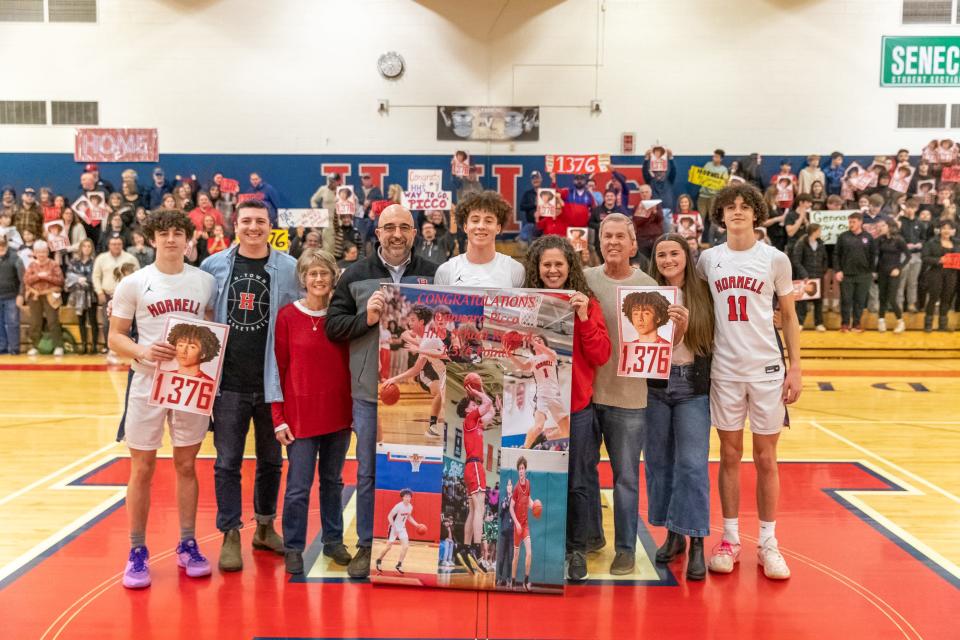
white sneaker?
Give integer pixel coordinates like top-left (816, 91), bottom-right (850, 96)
top-left (53, 347), bottom-right (64, 357)
top-left (815, 324), bottom-right (826, 332)
top-left (893, 319), bottom-right (906, 333)
top-left (27, 348), bottom-right (38, 356)
top-left (758, 539), bottom-right (791, 580)
top-left (877, 318), bottom-right (886, 332)
top-left (797, 324), bottom-right (804, 332)
top-left (707, 539), bottom-right (741, 574)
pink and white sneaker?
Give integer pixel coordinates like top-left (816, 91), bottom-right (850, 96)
top-left (758, 539), bottom-right (791, 580)
top-left (176, 538), bottom-right (212, 578)
top-left (123, 546), bottom-right (151, 589)
top-left (707, 539), bottom-right (741, 574)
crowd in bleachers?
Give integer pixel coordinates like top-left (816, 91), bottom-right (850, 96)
top-left (1, 141), bottom-right (958, 356)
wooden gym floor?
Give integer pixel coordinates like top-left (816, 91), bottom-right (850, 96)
top-left (0, 351), bottom-right (958, 639)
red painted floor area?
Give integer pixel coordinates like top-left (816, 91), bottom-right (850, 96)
top-left (2, 458), bottom-right (956, 639)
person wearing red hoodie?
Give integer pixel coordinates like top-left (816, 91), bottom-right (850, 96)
top-left (521, 234), bottom-right (611, 582)
top-left (537, 172), bottom-right (591, 238)
top-left (189, 192), bottom-right (225, 232)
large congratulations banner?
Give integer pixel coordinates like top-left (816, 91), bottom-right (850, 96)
top-left (372, 284), bottom-right (573, 594)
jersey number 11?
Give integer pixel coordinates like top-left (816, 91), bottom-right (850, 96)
top-left (727, 295), bottom-right (749, 322)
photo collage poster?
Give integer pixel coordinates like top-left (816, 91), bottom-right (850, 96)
top-left (372, 284), bottom-right (572, 594)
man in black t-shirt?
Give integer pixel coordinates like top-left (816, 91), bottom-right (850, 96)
top-left (201, 201), bottom-right (304, 572)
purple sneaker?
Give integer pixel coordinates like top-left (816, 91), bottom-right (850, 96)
top-left (123, 546), bottom-right (151, 589)
top-left (176, 538), bottom-right (212, 578)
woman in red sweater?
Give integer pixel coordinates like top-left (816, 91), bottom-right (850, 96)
top-left (273, 248), bottom-right (353, 575)
top-left (521, 235), bottom-right (610, 582)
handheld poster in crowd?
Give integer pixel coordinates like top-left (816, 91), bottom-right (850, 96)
top-left (727, 175), bottom-right (746, 185)
top-left (401, 190), bottom-right (453, 211)
top-left (217, 176), bottom-right (240, 194)
top-left (675, 214), bottom-right (701, 240)
top-left (277, 208), bottom-right (330, 229)
top-left (335, 185), bottom-right (357, 217)
top-left (408, 169), bottom-right (443, 193)
top-left (268, 229), bottom-right (289, 252)
top-left (536, 188), bottom-right (558, 218)
top-left (649, 146), bottom-right (668, 172)
top-left (565, 227), bottom-right (590, 255)
top-left (237, 193), bottom-right (263, 204)
top-left (373, 284), bottom-right (573, 594)
top-left (916, 179), bottom-right (937, 203)
top-left (941, 166), bottom-right (960, 184)
top-left (942, 253), bottom-right (960, 270)
top-left (792, 279), bottom-right (821, 300)
top-left (921, 141), bottom-right (938, 164)
top-left (544, 154), bottom-right (611, 175)
top-left (936, 140), bottom-right (957, 164)
top-left (688, 166), bottom-right (728, 191)
top-left (809, 210), bottom-right (858, 245)
top-left (451, 151), bottom-right (470, 178)
top-left (615, 286), bottom-right (678, 380)
top-left (889, 163), bottom-right (915, 193)
top-left (774, 175), bottom-right (795, 203)
top-left (42, 206), bottom-right (60, 222)
top-left (44, 220), bottom-right (69, 252)
top-left (149, 317), bottom-right (230, 417)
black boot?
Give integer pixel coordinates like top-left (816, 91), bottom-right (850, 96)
top-left (77, 324), bottom-right (88, 355)
top-left (924, 315), bottom-right (934, 333)
top-left (686, 537), bottom-right (706, 581)
top-left (655, 530), bottom-right (686, 563)
top-left (938, 314), bottom-right (951, 332)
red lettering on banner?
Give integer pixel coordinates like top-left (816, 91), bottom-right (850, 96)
top-left (359, 163), bottom-right (389, 191)
top-left (239, 292), bottom-right (255, 311)
top-left (491, 165), bottom-right (522, 231)
top-left (74, 128), bottom-right (159, 163)
top-left (321, 163), bottom-right (351, 182)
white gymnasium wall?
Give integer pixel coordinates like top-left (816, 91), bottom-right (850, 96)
top-left (0, 0), bottom-right (956, 155)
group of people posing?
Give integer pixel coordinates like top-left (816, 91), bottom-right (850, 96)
top-left (111, 181), bottom-right (801, 590)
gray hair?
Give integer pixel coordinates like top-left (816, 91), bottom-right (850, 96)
top-left (33, 239), bottom-right (49, 253)
top-left (598, 212), bottom-right (636, 242)
top-left (296, 248), bottom-right (339, 287)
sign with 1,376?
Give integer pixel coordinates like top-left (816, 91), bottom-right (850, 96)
top-left (881, 36), bottom-right (960, 87)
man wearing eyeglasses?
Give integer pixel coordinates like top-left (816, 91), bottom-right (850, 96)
top-left (326, 204), bottom-right (438, 578)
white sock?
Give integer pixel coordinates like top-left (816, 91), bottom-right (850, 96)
top-left (722, 518), bottom-right (740, 545)
top-left (759, 520), bottom-right (776, 547)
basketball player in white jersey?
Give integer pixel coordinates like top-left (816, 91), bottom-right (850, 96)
top-left (696, 184), bottom-right (802, 580)
top-left (509, 334), bottom-right (570, 448)
top-left (386, 305), bottom-right (452, 439)
top-left (109, 209), bottom-right (217, 589)
top-left (375, 488), bottom-right (424, 575)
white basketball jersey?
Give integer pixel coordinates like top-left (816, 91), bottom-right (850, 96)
top-left (530, 353), bottom-right (562, 399)
top-left (697, 242), bottom-right (794, 382)
top-left (389, 501), bottom-right (413, 531)
top-left (419, 330), bottom-right (447, 382)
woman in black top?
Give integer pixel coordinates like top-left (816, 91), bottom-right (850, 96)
top-left (875, 219), bottom-right (908, 333)
top-left (921, 220), bottom-right (956, 332)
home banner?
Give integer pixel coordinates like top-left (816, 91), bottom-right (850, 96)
top-left (74, 128), bottom-right (158, 163)
top-left (373, 284), bottom-right (573, 594)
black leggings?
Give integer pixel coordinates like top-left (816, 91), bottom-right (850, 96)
top-left (925, 269), bottom-right (957, 317)
top-left (77, 304), bottom-right (99, 350)
top-left (877, 272), bottom-right (902, 319)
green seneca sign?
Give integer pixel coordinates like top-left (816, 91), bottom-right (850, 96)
top-left (881, 36), bottom-right (960, 87)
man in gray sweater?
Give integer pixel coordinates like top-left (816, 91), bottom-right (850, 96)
top-left (584, 213), bottom-right (657, 575)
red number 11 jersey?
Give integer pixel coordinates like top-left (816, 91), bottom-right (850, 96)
top-left (696, 241), bottom-right (794, 382)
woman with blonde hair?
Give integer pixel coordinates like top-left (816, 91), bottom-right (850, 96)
top-left (272, 249), bottom-right (354, 574)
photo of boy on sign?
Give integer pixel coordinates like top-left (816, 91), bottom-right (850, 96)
top-left (889, 163), bottom-right (915, 193)
top-left (452, 151), bottom-right (470, 178)
top-left (150, 317), bottom-right (229, 416)
top-left (336, 185), bottom-right (357, 217)
top-left (537, 189), bottom-right (557, 219)
top-left (616, 286), bottom-right (677, 380)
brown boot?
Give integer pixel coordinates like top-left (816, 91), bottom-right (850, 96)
top-left (252, 521), bottom-right (284, 554)
top-left (218, 529), bottom-right (243, 572)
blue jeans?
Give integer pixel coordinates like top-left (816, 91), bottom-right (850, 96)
top-left (352, 398), bottom-right (378, 548)
top-left (566, 405), bottom-right (599, 552)
top-left (518, 222), bottom-right (537, 244)
top-left (213, 390), bottom-right (283, 532)
top-left (282, 429), bottom-right (352, 551)
top-left (644, 367), bottom-right (711, 537)
top-left (0, 296), bottom-right (20, 354)
top-left (594, 403), bottom-right (645, 553)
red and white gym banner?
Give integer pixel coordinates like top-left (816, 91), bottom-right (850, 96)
top-left (616, 286), bottom-right (678, 380)
top-left (373, 284), bottom-right (572, 594)
top-left (544, 154), bottom-right (611, 175)
top-left (149, 317), bottom-right (230, 416)
top-left (74, 128), bottom-right (159, 163)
